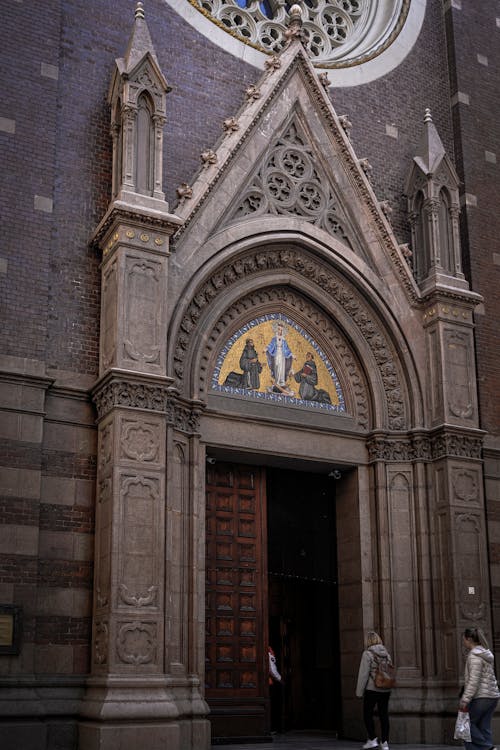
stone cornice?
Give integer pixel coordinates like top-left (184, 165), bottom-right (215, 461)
top-left (92, 201), bottom-right (183, 250)
top-left (0, 368), bottom-right (54, 392)
top-left (419, 286), bottom-right (483, 309)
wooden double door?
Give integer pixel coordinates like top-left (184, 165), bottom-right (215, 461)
top-left (205, 461), bottom-right (340, 740)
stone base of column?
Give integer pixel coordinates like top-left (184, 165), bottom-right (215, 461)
top-left (79, 677), bottom-right (210, 750)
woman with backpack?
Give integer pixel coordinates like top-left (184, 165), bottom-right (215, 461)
top-left (356, 631), bottom-right (394, 750)
top-left (459, 627), bottom-right (500, 750)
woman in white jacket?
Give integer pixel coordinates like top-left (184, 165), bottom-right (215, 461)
top-left (356, 631), bottom-right (393, 750)
top-left (459, 627), bottom-right (500, 750)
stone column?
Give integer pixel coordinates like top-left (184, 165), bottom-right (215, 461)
top-left (79, 206), bottom-right (210, 749)
top-left (422, 294), bottom-right (490, 695)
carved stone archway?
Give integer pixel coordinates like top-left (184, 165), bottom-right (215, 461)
top-left (171, 242), bottom-right (415, 433)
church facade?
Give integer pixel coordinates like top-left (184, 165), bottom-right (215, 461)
top-left (1, 2), bottom-right (500, 749)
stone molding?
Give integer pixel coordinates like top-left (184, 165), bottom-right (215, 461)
top-left (173, 244), bottom-right (407, 429)
top-left (92, 372), bottom-right (204, 434)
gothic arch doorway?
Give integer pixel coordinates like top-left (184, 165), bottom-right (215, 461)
top-left (204, 452), bottom-right (355, 741)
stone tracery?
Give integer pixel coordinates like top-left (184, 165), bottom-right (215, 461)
top-left (191, 0), bottom-right (409, 68)
top-left (227, 120), bottom-right (353, 245)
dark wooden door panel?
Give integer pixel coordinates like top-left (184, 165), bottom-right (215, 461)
top-left (205, 462), bottom-right (268, 738)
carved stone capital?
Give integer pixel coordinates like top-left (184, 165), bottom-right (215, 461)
top-left (367, 430), bottom-right (484, 462)
top-left (431, 430), bottom-right (484, 460)
top-left (367, 434), bottom-right (432, 462)
top-left (122, 103), bottom-right (138, 120)
top-left (92, 374), bottom-right (170, 419)
top-left (92, 372), bottom-right (204, 434)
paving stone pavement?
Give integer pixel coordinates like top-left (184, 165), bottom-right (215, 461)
top-left (211, 733), bottom-right (456, 750)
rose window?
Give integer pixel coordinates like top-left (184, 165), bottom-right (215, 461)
top-left (192, 0), bottom-right (409, 67)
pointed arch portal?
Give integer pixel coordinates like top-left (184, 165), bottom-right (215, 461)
top-left (85, 10), bottom-right (487, 750)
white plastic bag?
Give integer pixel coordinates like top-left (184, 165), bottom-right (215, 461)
top-left (454, 710), bottom-right (471, 742)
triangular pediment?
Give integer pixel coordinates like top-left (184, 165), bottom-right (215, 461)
top-left (172, 38), bottom-right (417, 299)
top-left (218, 110), bottom-right (366, 257)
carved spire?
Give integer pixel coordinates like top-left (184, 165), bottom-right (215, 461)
top-left (123, 2), bottom-right (160, 72)
top-left (413, 108), bottom-right (446, 176)
top-left (108, 1), bottom-right (171, 209)
top-left (405, 108), bottom-right (466, 290)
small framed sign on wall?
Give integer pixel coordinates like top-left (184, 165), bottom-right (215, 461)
top-left (0, 605), bottom-right (22, 655)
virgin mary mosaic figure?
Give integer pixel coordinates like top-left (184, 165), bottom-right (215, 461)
top-left (265, 322), bottom-right (296, 394)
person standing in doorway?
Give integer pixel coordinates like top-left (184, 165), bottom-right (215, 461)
top-left (268, 645), bottom-right (282, 733)
top-left (356, 631), bottom-right (393, 750)
top-left (460, 627), bottom-right (500, 750)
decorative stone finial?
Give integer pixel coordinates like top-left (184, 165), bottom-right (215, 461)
top-left (339, 114), bottom-right (353, 140)
top-left (424, 108), bottom-right (432, 123)
top-left (223, 117), bottom-right (240, 133)
top-left (176, 183), bottom-right (193, 201)
top-left (359, 158), bottom-right (373, 177)
top-left (135, 2), bottom-right (145, 19)
top-left (284, 2), bottom-right (305, 43)
top-left (318, 71), bottom-right (331, 89)
top-left (201, 149), bottom-right (218, 166)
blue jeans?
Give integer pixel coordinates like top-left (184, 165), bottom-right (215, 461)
top-left (464, 697), bottom-right (498, 750)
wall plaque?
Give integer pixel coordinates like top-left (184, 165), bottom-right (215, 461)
top-left (0, 605), bottom-right (22, 654)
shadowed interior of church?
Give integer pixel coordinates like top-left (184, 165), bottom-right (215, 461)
top-left (267, 468), bottom-right (341, 735)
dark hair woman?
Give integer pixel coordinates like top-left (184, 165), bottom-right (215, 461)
top-left (460, 627), bottom-right (500, 750)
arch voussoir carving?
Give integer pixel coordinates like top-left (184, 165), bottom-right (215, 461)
top-left (172, 245), bottom-right (408, 430)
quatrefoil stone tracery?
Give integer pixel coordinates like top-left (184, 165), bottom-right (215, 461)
top-left (228, 121), bottom-right (350, 245)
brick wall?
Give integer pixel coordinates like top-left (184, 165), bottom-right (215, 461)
top-left (1, 0), bottom-right (499, 724)
top-left (444, 0), bottom-right (500, 658)
top-left (444, 2), bottom-right (500, 438)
